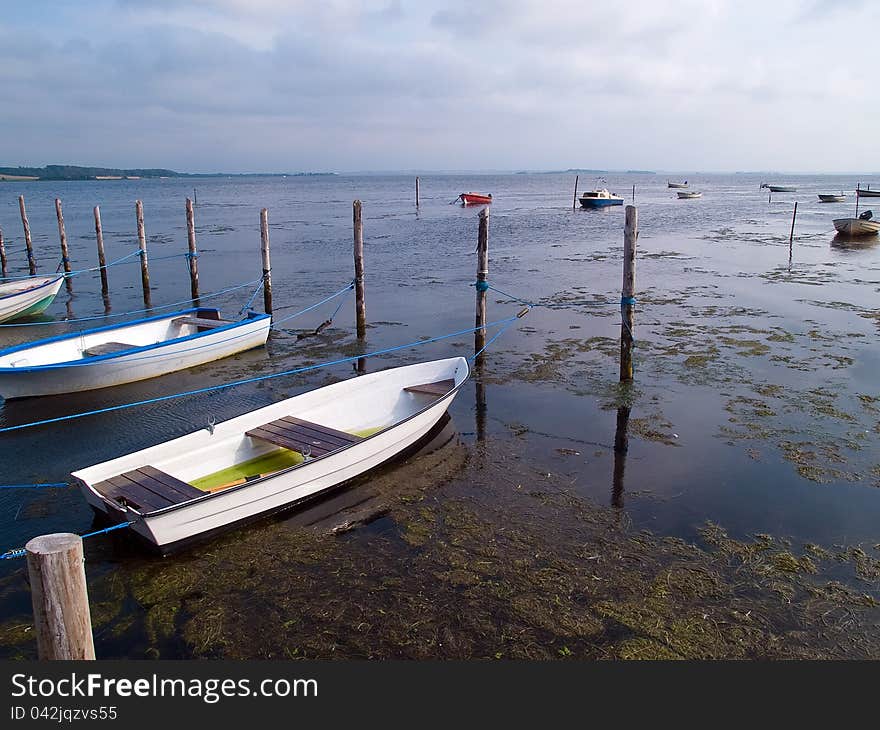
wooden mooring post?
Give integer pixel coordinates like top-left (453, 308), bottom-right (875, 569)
top-left (789, 201), bottom-right (798, 245)
top-left (185, 197), bottom-right (199, 300)
top-left (0, 225), bottom-right (7, 278)
top-left (55, 198), bottom-right (73, 292)
top-left (26, 533), bottom-right (95, 660)
top-left (19, 195), bottom-right (36, 275)
top-left (353, 200), bottom-right (366, 338)
top-left (415, 177), bottom-right (420, 208)
top-left (619, 205), bottom-right (637, 382)
top-left (572, 175), bottom-right (579, 210)
top-left (93, 206), bottom-right (109, 301)
top-left (612, 404), bottom-right (630, 508)
top-left (135, 200), bottom-right (151, 308)
top-left (474, 208), bottom-right (489, 360)
top-left (259, 208), bottom-right (273, 315)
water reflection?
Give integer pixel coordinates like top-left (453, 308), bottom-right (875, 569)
top-left (830, 233), bottom-right (879, 250)
top-left (611, 405), bottom-right (630, 509)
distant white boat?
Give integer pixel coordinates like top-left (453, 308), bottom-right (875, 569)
top-left (677, 191), bottom-right (702, 199)
top-left (0, 276), bottom-right (64, 324)
top-left (667, 181), bottom-right (688, 189)
top-left (0, 307), bottom-right (270, 399)
top-left (818, 194), bottom-right (845, 203)
top-left (761, 184), bottom-right (797, 193)
top-left (833, 211), bottom-right (880, 236)
top-left (579, 188), bottom-right (624, 208)
top-left (72, 356), bottom-right (469, 551)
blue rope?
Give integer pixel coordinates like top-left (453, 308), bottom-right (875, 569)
top-left (0, 521), bottom-right (134, 561)
top-left (238, 277), bottom-right (266, 316)
top-left (0, 482), bottom-right (68, 489)
top-left (471, 317), bottom-right (521, 361)
top-left (0, 316), bottom-right (520, 435)
top-left (0, 276), bottom-right (264, 328)
top-left (0, 250), bottom-right (145, 282)
top-left (271, 281), bottom-right (355, 327)
top-left (621, 296), bottom-right (636, 306)
top-left (475, 280), bottom-right (489, 293)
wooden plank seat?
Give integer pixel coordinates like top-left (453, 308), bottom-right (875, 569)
top-left (93, 465), bottom-right (204, 513)
top-left (246, 416), bottom-right (362, 458)
top-left (403, 378), bottom-right (455, 397)
top-left (82, 341), bottom-right (136, 357)
top-left (173, 316), bottom-right (235, 330)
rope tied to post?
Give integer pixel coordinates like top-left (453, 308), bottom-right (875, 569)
top-left (620, 296), bottom-right (636, 306)
top-left (0, 521), bottom-right (135, 561)
top-left (474, 280), bottom-right (489, 293)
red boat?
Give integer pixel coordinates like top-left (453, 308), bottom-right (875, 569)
top-left (459, 192), bottom-right (492, 205)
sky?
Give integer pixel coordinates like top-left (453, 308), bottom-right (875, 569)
top-left (0, 0), bottom-right (876, 173)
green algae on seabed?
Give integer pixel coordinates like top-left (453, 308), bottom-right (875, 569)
top-left (2, 436), bottom-right (879, 660)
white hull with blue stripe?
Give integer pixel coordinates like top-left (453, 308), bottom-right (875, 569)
top-left (0, 275), bottom-right (64, 323)
top-left (72, 357), bottom-right (469, 550)
top-left (0, 308), bottom-right (270, 399)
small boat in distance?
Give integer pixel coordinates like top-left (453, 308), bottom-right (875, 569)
top-left (0, 275), bottom-right (64, 324)
top-left (459, 192), bottom-right (492, 205)
top-left (856, 187), bottom-right (880, 198)
top-left (578, 189), bottom-right (624, 208)
top-left (761, 184), bottom-right (797, 193)
top-left (818, 194), bottom-right (846, 203)
top-left (833, 210), bottom-right (880, 237)
top-left (677, 191), bottom-right (702, 199)
top-left (72, 356), bottom-right (469, 551)
top-left (0, 307), bottom-right (271, 399)
top-left (668, 180), bottom-right (688, 188)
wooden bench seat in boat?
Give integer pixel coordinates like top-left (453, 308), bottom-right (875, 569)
top-left (173, 316), bottom-right (235, 330)
top-left (82, 341), bottom-right (137, 357)
top-left (93, 465), bottom-right (204, 513)
top-left (246, 416), bottom-right (362, 458)
top-left (403, 378), bottom-right (455, 396)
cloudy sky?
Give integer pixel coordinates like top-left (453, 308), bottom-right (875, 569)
top-left (0, 0), bottom-right (875, 173)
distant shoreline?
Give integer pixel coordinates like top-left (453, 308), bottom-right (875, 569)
top-left (0, 165), bottom-right (336, 182)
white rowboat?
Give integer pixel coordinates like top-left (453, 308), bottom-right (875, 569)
top-left (667, 181), bottom-right (688, 188)
top-left (818, 194), bottom-right (846, 203)
top-left (677, 191), bottom-right (702, 199)
top-left (72, 356), bottom-right (469, 551)
top-left (832, 217), bottom-right (880, 236)
top-left (0, 276), bottom-right (64, 323)
top-left (0, 307), bottom-right (271, 399)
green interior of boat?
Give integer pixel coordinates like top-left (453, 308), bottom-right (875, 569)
top-left (190, 425), bottom-right (385, 492)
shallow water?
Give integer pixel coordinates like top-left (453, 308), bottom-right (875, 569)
top-left (0, 172), bottom-right (878, 658)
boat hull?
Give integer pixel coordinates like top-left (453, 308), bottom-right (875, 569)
top-left (833, 218), bottom-right (880, 236)
top-left (818, 195), bottom-right (845, 202)
top-left (579, 197), bottom-right (623, 208)
top-left (667, 182), bottom-right (688, 189)
top-left (0, 309), bottom-right (271, 399)
top-left (72, 357), bottom-right (468, 549)
top-left (856, 189), bottom-right (880, 198)
top-left (0, 276), bottom-right (64, 323)
top-left (768, 186), bottom-right (796, 192)
top-left (460, 193), bottom-right (492, 205)
top-left (677, 192), bottom-right (702, 199)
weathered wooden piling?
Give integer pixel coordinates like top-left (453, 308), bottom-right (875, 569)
top-left (0, 225), bottom-right (7, 278)
top-left (185, 197), bottom-right (199, 300)
top-left (572, 175), bottom-right (579, 210)
top-left (856, 183), bottom-right (860, 217)
top-left (415, 177), bottom-right (420, 208)
top-left (19, 195), bottom-right (36, 275)
top-left (632, 184), bottom-right (636, 202)
top-left (260, 207), bottom-right (273, 315)
top-left (93, 206), bottom-right (109, 300)
top-left (789, 201), bottom-right (798, 244)
top-left (135, 200), bottom-right (151, 308)
top-left (353, 200), bottom-right (366, 338)
top-left (25, 533), bottom-right (95, 660)
top-left (619, 205), bottom-right (637, 382)
top-left (55, 198), bottom-right (73, 292)
top-left (474, 208), bottom-right (489, 360)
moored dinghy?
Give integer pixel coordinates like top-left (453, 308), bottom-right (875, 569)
top-left (833, 210), bottom-right (880, 237)
top-left (0, 275), bottom-right (64, 323)
top-left (818, 194), bottom-right (846, 203)
top-left (72, 356), bottom-right (469, 551)
top-left (676, 191), bottom-right (702, 199)
top-left (0, 307), bottom-right (271, 399)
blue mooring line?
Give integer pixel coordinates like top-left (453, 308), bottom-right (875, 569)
top-left (0, 483), bottom-right (69, 490)
top-left (0, 521), bottom-right (135, 561)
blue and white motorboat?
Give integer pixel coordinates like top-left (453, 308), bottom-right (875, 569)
top-left (578, 189), bottom-right (624, 208)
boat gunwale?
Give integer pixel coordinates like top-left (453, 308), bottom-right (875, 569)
top-left (0, 307), bottom-right (270, 372)
top-left (75, 358), bottom-right (470, 519)
top-left (0, 275), bottom-right (64, 302)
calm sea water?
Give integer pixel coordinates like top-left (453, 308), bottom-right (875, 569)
top-left (0, 171), bottom-right (878, 577)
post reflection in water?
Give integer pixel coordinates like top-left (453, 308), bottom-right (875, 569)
top-left (612, 405), bottom-right (631, 508)
top-left (475, 371), bottom-right (487, 444)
